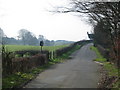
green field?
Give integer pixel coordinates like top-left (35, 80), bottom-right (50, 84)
top-left (4, 44), bottom-right (69, 52)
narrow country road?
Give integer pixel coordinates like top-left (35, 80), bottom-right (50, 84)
top-left (24, 43), bottom-right (101, 88)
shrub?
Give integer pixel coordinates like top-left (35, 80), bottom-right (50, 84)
top-left (14, 50), bottom-right (48, 56)
top-left (55, 44), bottom-right (75, 57)
top-left (12, 54), bottom-right (48, 73)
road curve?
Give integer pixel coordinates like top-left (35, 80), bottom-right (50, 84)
top-left (24, 43), bottom-right (101, 88)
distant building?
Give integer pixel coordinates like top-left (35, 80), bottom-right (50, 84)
top-left (87, 32), bottom-right (94, 40)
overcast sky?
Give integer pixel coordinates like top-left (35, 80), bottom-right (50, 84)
top-left (0, 0), bottom-right (92, 41)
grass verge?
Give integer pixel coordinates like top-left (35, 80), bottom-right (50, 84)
top-left (90, 46), bottom-right (119, 89)
top-left (90, 46), bottom-right (107, 62)
top-left (2, 45), bottom-right (81, 89)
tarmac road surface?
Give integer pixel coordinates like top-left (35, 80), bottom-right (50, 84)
top-left (24, 43), bottom-right (101, 88)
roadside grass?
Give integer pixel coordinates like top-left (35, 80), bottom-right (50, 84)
top-left (2, 45), bottom-right (81, 89)
top-left (61, 45), bottom-right (81, 59)
top-left (90, 46), bottom-right (119, 88)
top-left (104, 62), bottom-right (118, 77)
top-left (90, 46), bottom-right (107, 62)
top-left (2, 64), bottom-right (51, 89)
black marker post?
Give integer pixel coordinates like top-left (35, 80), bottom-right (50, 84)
top-left (40, 40), bottom-right (44, 53)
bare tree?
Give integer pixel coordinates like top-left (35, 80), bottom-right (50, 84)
top-left (52, 1), bottom-right (120, 66)
top-left (18, 29), bottom-right (38, 45)
top-left (18, 29), bottom-right (28, 45)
